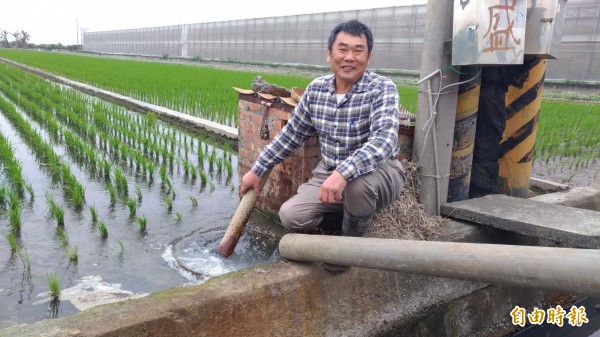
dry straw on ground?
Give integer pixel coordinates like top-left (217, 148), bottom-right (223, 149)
top-left (366, 160), bottom-right (444, 241)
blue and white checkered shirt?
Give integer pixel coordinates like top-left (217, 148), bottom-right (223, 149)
top-left (252, 70), bottom-right (400, 181)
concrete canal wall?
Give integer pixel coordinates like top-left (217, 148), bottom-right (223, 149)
top-left (1, 219), bottom-right (552, 337)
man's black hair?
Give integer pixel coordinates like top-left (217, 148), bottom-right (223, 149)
top-left (327, 20), bottom-right (374, 53)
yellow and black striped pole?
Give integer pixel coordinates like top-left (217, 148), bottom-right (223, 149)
top-left (448, 66), bottom-right (481, 202)
top-left (497, 58), bottom-right (547, 197)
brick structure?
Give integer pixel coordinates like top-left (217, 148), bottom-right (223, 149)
top-left (237, 93), bottom-right (320, 214)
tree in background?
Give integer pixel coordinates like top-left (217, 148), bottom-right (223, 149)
top-left (11, 30), bottom-right (30, 48)
top-left (0, 30), bottom-right (10, 47)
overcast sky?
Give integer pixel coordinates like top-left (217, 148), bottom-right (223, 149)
top-left (2, 0), bottom-right (427, 45)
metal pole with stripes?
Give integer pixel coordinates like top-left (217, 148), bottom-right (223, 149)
top-left (498, 58), bottom-right (547, 197)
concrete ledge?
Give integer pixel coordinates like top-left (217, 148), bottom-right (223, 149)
top-left (441, 194), bottom-right (600, 248)
top-left (0, 58), bottom-right (238, 140)
top-left (529, 177), bottom-right (569, 192)
top-left (531, 184), bottom-right (600, 211)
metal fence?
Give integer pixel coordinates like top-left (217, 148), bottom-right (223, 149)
top-left (83, 0), bottom-right (599, 82)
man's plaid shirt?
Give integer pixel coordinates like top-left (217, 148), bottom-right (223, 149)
top-left (251, 70), bottom-right (401, 181)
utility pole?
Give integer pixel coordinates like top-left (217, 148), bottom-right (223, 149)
top-left (413, 0), bottom-right (460, 215)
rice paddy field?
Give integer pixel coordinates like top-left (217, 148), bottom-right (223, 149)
top-left (0, 60), bottom-right (279, 328)
top-left (0, 49), bottom-right (598, 328)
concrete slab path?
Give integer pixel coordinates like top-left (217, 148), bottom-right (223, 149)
top-left (441, 194), bottom-right (600, 248)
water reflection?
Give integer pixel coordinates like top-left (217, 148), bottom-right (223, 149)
top-left (45, 298), bottom-right (60, 319)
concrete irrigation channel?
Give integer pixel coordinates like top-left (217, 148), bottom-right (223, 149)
top-left (1, 58), bottom-right (599, 336)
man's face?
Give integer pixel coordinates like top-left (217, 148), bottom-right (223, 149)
top-left (327, 31), bottom-right (371, 93)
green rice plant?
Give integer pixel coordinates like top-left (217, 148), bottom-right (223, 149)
top-left (6, 161), bottom-right (24, 196)
top-left (146, 162), bottom-right (155, 178)
top-left (136, 215), bottom-right (147, 232)
top-left (126, 197), bottom-right (137, 217)
top-left (0, 184), bottom-right (6, 205)
top-left (2, 231), bottom-right (19, 252)
top-left (17, 245), bottom-right (30, 270)
top-left (47, 272), bottom-right (60, 298)
top-left (118, 240), bottom-right (125, 254)
top-left (197, 141), bottom-right (204, 162)
top-left (53, 205), bottom-right (65, 227)
top-left (188, 195), bottom-right (198, 207)
top-left (69, 183), bottom-right (85, 209)
top-left (8, 205), bottom-right (21, 232)
top-left (46, 195), bottom-right (65, 227)
top-left (135, 185), bottom-right (143, 202)
top-left (159, 165), bottom-right (167, 182)
top-left (199, 171), bottom-right (207, 186)
top-left (89, 205), bottom-right (98, 223)
top-left (208, 150), bottom-right (216, 172)
top-left (98, 220), bottom-right (108, 239)
top-left (66, 246), bottom-right (78, 262)
top-left (0, 134), bottom-right (25, 195)
top-left (163, 195), bottom-right (173, 212)
top-left (107, 183), bottom-right (116, 205)
top-left (224, 160), bottom-right (233, 177)
top-left (25, 183), bottom-right (34, 201)
top-left (55, 227), bottom-right (69, 247)
top-left (173, 212), bottom-right (182, 221)
top-left (8, 192), bottom-right (21, 232)
top-left (113, 168), bottom-right (128, 196)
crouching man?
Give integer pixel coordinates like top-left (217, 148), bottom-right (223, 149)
top-left (240, 20), bottom-right (405, 271)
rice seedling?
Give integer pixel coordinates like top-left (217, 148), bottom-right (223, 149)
top-left (136, 215), bottom-right (147, 232)
top-left (188, 195), bottom-right (198, 206)
top-left (159, 165), bottom-right (167, 182)
top-left (98, 221), bottom-right (108, 239)
top-left (8, 205), bottom-right (21, 232)
top-left (66, 246), bottom-right (78, 262)
top-left (208, 150), bottom-right (216, 173)
top-left (118, 240), bottom-right (125, 254)
top-left (89, 205), bottom-right (98, 223)
top-left (0, 184), bottom-right (6, 205)
top-left (0, 134), bottom-right (25, 195)
top-left (2, 231), bottom-right (19, 252)
top-left (55, 227), bottom-right (69, 247)
top-left (47, 272), bottom-right (60, 298)
top-left (8, 192), bottom-right (21, 232)
top-left (69, 183), bottom-right (85, 210)
top-left (135, 185), bottom-right (143, 202)
top-left (25, 183), bottom-right (34, 201)
top-left (216, 156), bottom-right (224, 174)
top-left (224, 160), bottom-right (233, 177)
top-left (126, 197), bottom-right (137, 217)
top-left (197, 141), bottom-right (204, 162)
top-left (17, 245), bottom-right (30, 270)
top-left (113, 168), bottom-right (128, 196)
top-left (173, 212), bottom-right (182, 221)
top-left (164, 195), bottom-right (173, 212)
top-left (107, 183), bottom-right (116, 205)
top-left (46, 194), bottom-right (65, 227)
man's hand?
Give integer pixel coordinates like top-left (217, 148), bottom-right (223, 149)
top-left (240, 171), bottom-right (261, 198)
top-left (320, 171), bottom-right (347, 204)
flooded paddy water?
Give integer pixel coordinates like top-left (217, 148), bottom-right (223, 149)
top-left (0, 64), bottom-right (281, 328)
